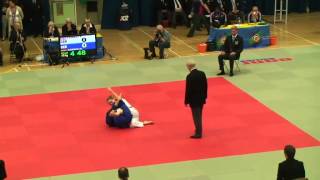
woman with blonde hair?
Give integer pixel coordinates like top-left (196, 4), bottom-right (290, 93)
top-left (44, 21), bottom-right (60, 38)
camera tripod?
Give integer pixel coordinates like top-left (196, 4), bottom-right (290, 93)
top-left (61, 58), bottom-right (70, 68)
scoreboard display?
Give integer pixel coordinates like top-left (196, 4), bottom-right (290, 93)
top-left (59, 34), bottom-right (97, 58)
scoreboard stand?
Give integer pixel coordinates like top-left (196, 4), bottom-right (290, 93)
top-left (61, 58), bottom-right (70, 68)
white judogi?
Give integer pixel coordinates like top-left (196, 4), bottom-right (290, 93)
top-left (122, 99), bottom-right (144, 128)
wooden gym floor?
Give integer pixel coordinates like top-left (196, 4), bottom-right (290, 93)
top-left (0, 12), bottom-right (319, 74)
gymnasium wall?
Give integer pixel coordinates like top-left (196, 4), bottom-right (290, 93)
top-left (100, 0), bottom-right (320, 29)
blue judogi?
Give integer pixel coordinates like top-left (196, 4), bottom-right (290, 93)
top-left (106, 99), bottom-right (133, 128)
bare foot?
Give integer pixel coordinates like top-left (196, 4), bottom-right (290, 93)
top-left (143, 121), bottom-right (154, 125)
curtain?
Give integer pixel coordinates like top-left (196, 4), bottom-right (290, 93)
top-left (102, 0), bottom-right (157, 28)
top-left (101, 0), bottom-right (142, 28)
top-left (101, 0), bottom-right (121, 28)
top-left (309, 0), bottom-right (320, 11)
top-left (139, 0), bottom-right (156, 26)
top-left (127, 0), bottom-right (140, 26)
top-left (101, 0), bottom-right (320, 29)
top-left (42, 0), bottom-right (51, 27)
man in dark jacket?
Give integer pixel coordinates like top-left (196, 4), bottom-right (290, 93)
top-left (277, 145), bottom-right (306, 180)
top-left (217, 25), bottom-right (243, 76)
top-left (185, 60), bottom-right (208, 139)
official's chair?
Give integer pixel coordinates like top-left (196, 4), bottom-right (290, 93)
top-left (223, 58), bottom-right (241, 73)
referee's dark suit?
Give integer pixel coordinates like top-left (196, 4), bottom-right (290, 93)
top-left (185, 68), bottom-right (208, 139)
top-left (217, 32), bottom-right (243, 76)
top-left (0, 160), bottom-right (7, 180)
top-left (277, 159), bottom-right (305, 180)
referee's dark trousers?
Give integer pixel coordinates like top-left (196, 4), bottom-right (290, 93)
top-left (191, 105), bottom-right (203, 136)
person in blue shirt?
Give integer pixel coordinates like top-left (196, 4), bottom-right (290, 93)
top-left (105, 88), bottom-right (153, 128)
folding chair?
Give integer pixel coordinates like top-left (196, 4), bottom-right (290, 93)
top-left (224, 58), bottom-right (241, 73)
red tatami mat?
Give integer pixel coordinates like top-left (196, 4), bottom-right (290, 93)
top-left (0, 77), bottom-right (319, 179)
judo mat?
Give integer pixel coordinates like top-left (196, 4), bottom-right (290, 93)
top-left (0, 77), bottom-right (319, 179)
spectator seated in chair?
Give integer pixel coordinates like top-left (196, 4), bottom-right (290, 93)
top-left (79, 18), bottom-right (97, 35)
top-left (227, 9), bottom-right (245, 24)
top-left (210, 6), bottom-right (227, 28)
top-left (146, 24), bottom-right (171, 60)
top-left (43, 21), bottom-right (60, 38)
top-left (9, 21), bottom-right (26, 63)
top-left (222, 0), bottom-right (245, 24)
top-left (248, 6), bottom-right (262, 23)
top-left (217, 25), bottom-right (243, 77)
top-left (62, 18), bottom-right (77, 36)
top-left (43, 21), bottom-right (60, 66)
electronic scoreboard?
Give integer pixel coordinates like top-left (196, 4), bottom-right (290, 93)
top-left (59, 34), bottom-right (97, 58)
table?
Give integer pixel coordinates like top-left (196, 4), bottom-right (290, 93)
top-left (208, 23), bottom-right (271, 51)
top-left (43, 33), bottom-right (104, 63)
